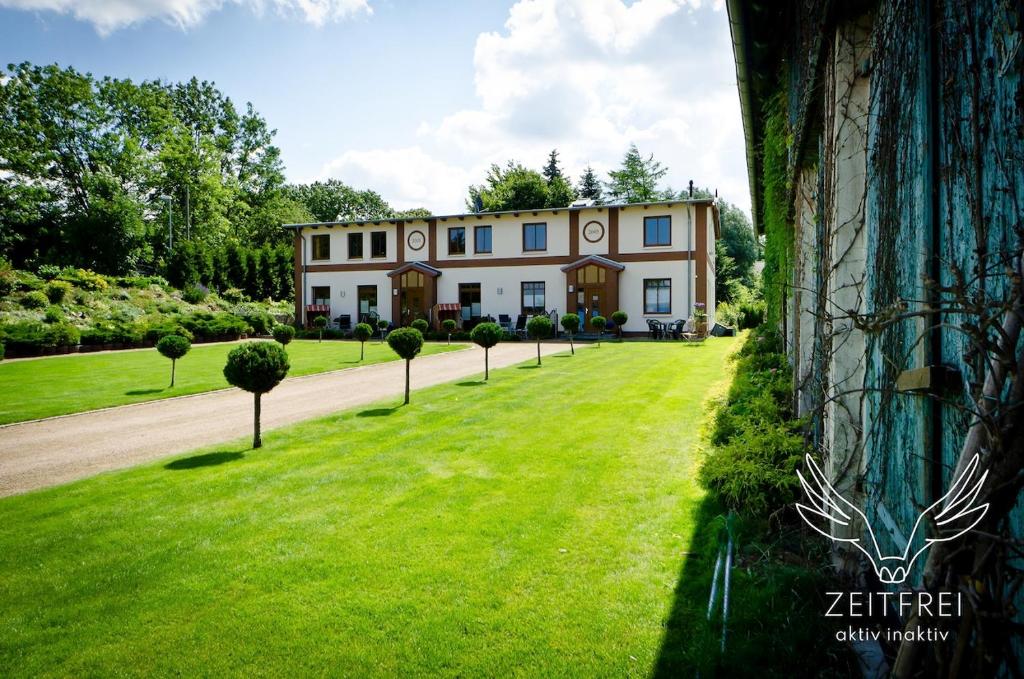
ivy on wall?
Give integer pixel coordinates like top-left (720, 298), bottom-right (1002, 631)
top-left (760, 90), bottom-right (793, 328)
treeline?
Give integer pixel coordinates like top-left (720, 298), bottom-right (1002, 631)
top-left (0, 62), bottom-right (428, 288)
top-left (166, 243), bottom-right (292, 301)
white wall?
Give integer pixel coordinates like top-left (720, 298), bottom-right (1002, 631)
top-left (617, 204), bottom-right (694, 255)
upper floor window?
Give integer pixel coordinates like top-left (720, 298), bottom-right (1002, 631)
top-left (448, 227), bottom-right (466, 255)
top-left (348, 232), bottom-right (363, 259)
top-left (371, 231), bottom-right (387, 258)
top-left (311, 234), bottom-right (330, 260)
top-left (523, 223), bottom-right (547, 252)
top-left (643, 216), bottom-right (672, 246)
top-left (474, 225), bottom-right (492, 254)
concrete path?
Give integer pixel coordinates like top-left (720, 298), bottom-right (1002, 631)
top-left (0, 342), bottom-right (573, 497)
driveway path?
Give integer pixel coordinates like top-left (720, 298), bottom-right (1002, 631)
top-left (0, 342), bottom-right (573, 497)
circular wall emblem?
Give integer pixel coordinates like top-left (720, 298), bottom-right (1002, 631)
top-left (583, 220), bottom-right (605, 243)
top-left (407, 230), bottom-right (426, 251)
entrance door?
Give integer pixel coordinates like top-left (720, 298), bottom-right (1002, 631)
top-left (399, 270), bottom-right (426, 325)
top-left (574, 265), bottom-right (607, 332)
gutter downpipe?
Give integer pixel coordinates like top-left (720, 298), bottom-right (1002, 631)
top-left (726, 0), bottom-right (762, 236)
top-left (299, 231), bottom-right (308, 328)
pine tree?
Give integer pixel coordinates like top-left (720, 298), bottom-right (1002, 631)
top-left (542, 149), bottom-right (562, 182)
top-left (606, 144), bottom-right (668, 203)
top-left (577, 165), bottom-right (603, 202)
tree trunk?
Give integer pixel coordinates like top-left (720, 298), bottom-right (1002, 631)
top-left (485, 347), bottom-right (489, 380)
top-left (536, 340), bottom-right (541, 366)
top-left (447, 333), bottom-right (451, 346)
top-left (318, 330), bottom-right (322, 343)
top-left (360, 341), bottom-right (365, 361)
top-left (569, 333), bottom-right (574, 355)
top-left (170, 358), bottom-right (176, 387)
top-left (253, 392), bottom-right (262, 449)
top-left (404, 359), bottom-right (410, 405)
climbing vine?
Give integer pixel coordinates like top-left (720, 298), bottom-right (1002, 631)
top-left (761, 88), bottom-right (794, 328)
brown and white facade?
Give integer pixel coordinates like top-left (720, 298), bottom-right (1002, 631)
top-left (287, 199), bottom-right (718, 335)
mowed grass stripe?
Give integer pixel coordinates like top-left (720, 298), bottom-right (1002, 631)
top-left (0, 340), bottom-right (735, 678)
top-left (0, 339), bottom-right (463, 424)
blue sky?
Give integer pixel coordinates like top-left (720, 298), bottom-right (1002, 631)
top-left (0, 0), bottom-right (749, 216)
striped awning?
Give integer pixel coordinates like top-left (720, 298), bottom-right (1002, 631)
top-left (305, 304), bottom-right (330, 313)
top-left (435, 303), bottom-right (461, 312)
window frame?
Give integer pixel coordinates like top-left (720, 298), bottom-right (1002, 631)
top-left (643, 215), bottom-right (672, 247)
top-left (370, 231), bottom-right (387, 258)
top-left (357, 284), bottom-right (377, 316)
top-left (643, 278), bottom-right (672, 315)
top-left (522, 222), bottom-right (547, 252)
top-left (459, 282), bottom-right (482, 321)
top-left (521, 281), bottom-right (546, 314)
top-left (448, 226), bottom-right (466, 255)
top-left (348, 232), bottom-right (364, 259)
top-left (311, 285), bottom-right (331, 306)
top-left (474, 225), bottom-right (492, 254)
top-left (311, 234), bottom-right (331, 261)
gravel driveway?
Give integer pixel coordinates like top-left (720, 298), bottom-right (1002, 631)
top-left (0, 342), bottom-right (573, 497)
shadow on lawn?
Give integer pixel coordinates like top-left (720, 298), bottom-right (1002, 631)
top-left (357, 407), bottom-right (401, 417)
top-left (165, 450), bottom-right (245, 470)
top-left (456, 381), bottom-right (486, 387)
top-left (651, 496), bottom-right (855, 677)
top-left (126, 388), bottom-right (164, 396)
top-left (517, 365), bottom-right (541, 370)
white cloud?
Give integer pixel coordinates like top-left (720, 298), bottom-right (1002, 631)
top-left (0, 0), bottom-right (371, 34)
top-left (317, 0), bottom-right (751, 216)
top-left (320, 147), bottom-right (478, 212)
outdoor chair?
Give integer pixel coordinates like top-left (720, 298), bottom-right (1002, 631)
top-left (514, 314), bottom-right (528, 338)
top-left (668, 319), bottom-right (685, 340)
top-left (498, 314), bottom-right (513, 333)
top-left (336, 314), bottom-right (352, 332)
top-left (646, 318), bottom-right (665, 340)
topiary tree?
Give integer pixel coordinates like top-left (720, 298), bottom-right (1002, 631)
top-left (313, 314), bottom-right (328, 342)
top-left (527, 315), bottom-right (553, 366)
top-left (353, 322), bottom-right (373, 360)
top-left (470, 322), bottom-right (502, 380)
top-left (272, 324), bottom-right (295, 346)
top-left (377, 318), bottom-right (389, 343)
top-left (156, 334), bottom-right (191, 387)
top-left (441, 318), bottom-right (457, 345)
top-left (611, 310), bottom-right (628, 340)
top-left (223, 342), bottom-right (290, 448)
top-left (411, 318), bottom-right (429, 335)
top-left (591, 315), bottom-right (607, 347)
top-left (560, 313), bottom-right (580, 355)
top-left (386, 327), bottom-right (424, 405)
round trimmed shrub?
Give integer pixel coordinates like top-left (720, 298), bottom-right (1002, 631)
top-left (526, 315), bottom-right (553, 366)
top-left (470, 322), bottom-right (503, 380)
top-left (353, 322), bottom-right (373, 360)
top-left (313, 315), bottom-right (328, 342)
top-left (386, 327), bottom-right (424, 404)
top-left (21, 291), bottom-right (48, 309)
top-left (273, 324), bottom-right (296, 345)
top-left (560, 313), bottom-right (580, 355)
top-left (611, 310), bottom-right (628, 338)
top-left (44, 280), bottom-right (72, 304)
top-left (156, 334), bottom-right (191, 387)
top-left (223, 342), bottom-right (291, 448)
top-left (411, 318), bottom-right (429, 334)
top-left (591, 315), bottom-right (607, 346)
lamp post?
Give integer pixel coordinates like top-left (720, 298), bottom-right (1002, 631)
top-left (159, 194), bottom-right (173, 253)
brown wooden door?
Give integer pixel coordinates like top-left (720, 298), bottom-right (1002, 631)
top-left (581, 284), bottom-right (604, 331)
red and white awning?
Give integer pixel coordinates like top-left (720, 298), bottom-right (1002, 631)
top-left (435, 303), bottom-right (461, 312)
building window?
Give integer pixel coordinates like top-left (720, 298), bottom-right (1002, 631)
top-left (448, 227), bottom-right (466, 255)
top-left (523, 223), bottom-right (547, 252)
top-left (521, 281), bottom-right (545, 314)
top-left (643, 216), bottom-right (672, 246)
top-left (644, 278), bottom-right (671, 314)
top-left (311, 286), bottom-right (331, 306)
top-left (357, 285), bottom-right (377, 317)
top-left (474, 225), bottom-right (492, 254)
top-left (311, 234), bottom-right (330, 260)
top-left (348, 232), bottom-right (363, 259)
top-left (459, 283), bottom-right (481, 321)
top-left (371, 231), bottom-right (387, 258)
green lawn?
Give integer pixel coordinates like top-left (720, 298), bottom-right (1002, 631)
top-left (0, 339), bottom-right (463, 424)
top-left (0, 340), bottom-right (739, 677)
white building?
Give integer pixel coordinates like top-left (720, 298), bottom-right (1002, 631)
top-left (287, 199), bottom-right (718, 336)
